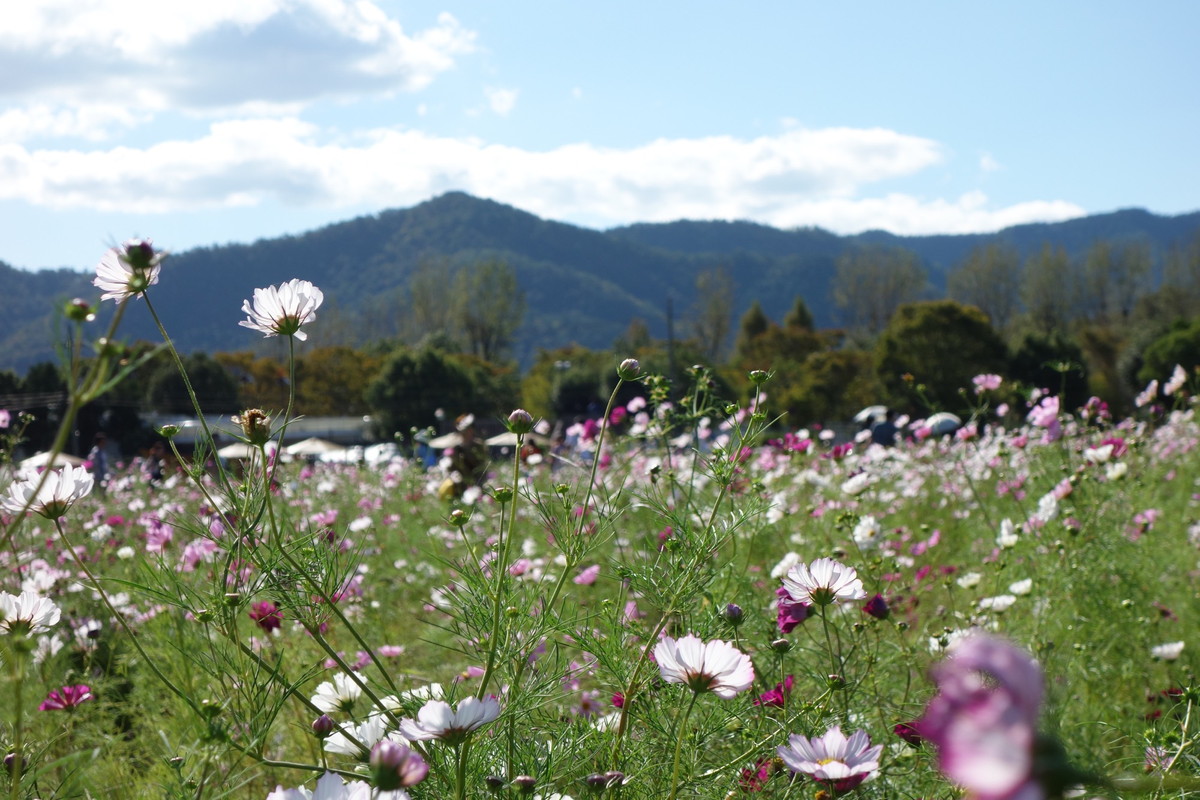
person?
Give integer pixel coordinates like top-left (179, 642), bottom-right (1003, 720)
top-left (438, 414), bottom-right (489, 500)
top-left (870, 410), bottom-right (899, 447)
top-left (87, 432), bottom-right (109, 496)
top-left (143, 441), bottom-right (166, 488)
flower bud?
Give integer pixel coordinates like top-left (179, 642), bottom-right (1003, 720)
top-left (370, 740), bottom-right (428, 790)
top-left (748, 369), bottom-right (770, 385)
top-left (616, 358), bottom-right (641, 380)
top-left (492, 485), bottom-right (514, 503)
top-left (65, 298), bottom-right (96, 323)
top-left (512, 774), bottom-right (537, 794)
top-left (449, 508), bottom-right (470, 527)
top-left (121, 239), bottom-right (159, 272)
top-left (723, 603), bottom-right (744, 627)
top-left (157, 424), bottom-right (180, 439)
top-left (506, 408), bottom-right (535, 434)
top-left (770, 638), bottom-right (792, 654)
top-left (863, 593), bottom-right (890, 620)
top-left (826, 674), bottom-right (848, 690)
top-left (484, 775), bottom-right (505, 793)
top-left (311, 714), bottom-right (335, 739)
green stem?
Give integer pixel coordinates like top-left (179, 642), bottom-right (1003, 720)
top-left (666, 692), bottom-right (700, 800)
top-left (8, 646), bottom-right (24, 800)
top-left (477, 434), bottom-right (524, 700)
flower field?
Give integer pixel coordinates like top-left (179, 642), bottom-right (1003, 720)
top-left (2, 242), bottom-right (1199, 799)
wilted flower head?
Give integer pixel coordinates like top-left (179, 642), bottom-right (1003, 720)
top-left (782, 557), bottom-right (867, 607)
top-left (777, 725), bottom-right (883, 791)
top-left (232, 409), bottom-right (272, 446)
top-left (0, 591), bottom-right (62, 637)
top-left (398, 696), bottom-right (501, 744)
top-left (240, 279), bottom-right (324, 341)
top-left (653, 634), bottom-right (754, 698)
top-left (1, 465), bottom-right (93, 519)
top-left (93, 239), bottom-right (164, 303)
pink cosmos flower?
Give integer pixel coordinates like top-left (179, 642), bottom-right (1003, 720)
top-left (777, 725), bottom-right (883, 791)
top-left (973, 374), bottom-right (1003, 394)
top-left (249, 601), bottom-right (283, 633)
top-left (39, 684), bottom-right (93, 711)
top-left (653, 634), bottom-right (754, 698)
top-left (915, 634), bottom-right (1045, 800)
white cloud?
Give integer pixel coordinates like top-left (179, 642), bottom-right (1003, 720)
top-left (486, 87), bottom-right (519, 116)
top-left (0, 122), bottom-right (1084, 234)
top-left (980, 152), bottom-right (1002, 172)
top-left (0, 3), bottom-right (475, 120)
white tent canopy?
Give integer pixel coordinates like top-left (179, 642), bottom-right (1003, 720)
top-left (19, 451), bottom-right (86, 469)
top-left (285, 437), bottom-right (344, 456)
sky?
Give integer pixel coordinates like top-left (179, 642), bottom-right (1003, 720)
top-left (2, 1), bottom-right (1197, 272)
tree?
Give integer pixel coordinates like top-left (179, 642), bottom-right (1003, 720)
top-left (689, 267), bottom-right (735, 363)
top-left (784, 349), bottom-right (883, 427)
top-left (1078, 240), bottom-right (1152, 325)
top-left (454, 258), bottom-right (525, 362)
top-left (296, 346), bottom-right (381, 416)
top-left (782, 295), bottom-right (815, 331)
top-left (215, 352), bottom-right (290, 412)
top-left (365, 347), bottom-right (516, 437)
top-left (947, 243), bottom-right (1021, 332)
top-left (734, 301), bottom-right (772, 363)
top-left (407, 256), bottom-right (461, 345)
top-left (1009, 331), bottom-right (1089, 410)
top-left (1138, 320), bottom-right (1200, 387)
top-left (875, 300), bottom-right (1009, 412)
top-left (832, 246), bottom-right (927, 336)
top-left (1019, 245), bottom-right (1076, 337)
top-left (145, 352), bottom-right (240, 415)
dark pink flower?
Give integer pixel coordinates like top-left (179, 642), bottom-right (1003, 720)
top-left (248, 601), bottom-right (283, 632)
top-left (39, 684), bottom-right (93, 711)
top-left (754, 675), bottom-right (794, 708)
top-left (776, 587), bottom-right (811, 633)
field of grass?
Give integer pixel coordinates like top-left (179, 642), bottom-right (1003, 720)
top-left (3, 361), bottom-right (1199, 800)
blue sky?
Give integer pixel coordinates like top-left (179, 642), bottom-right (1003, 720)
top-left (2, 1), bottom-right (1196, 272)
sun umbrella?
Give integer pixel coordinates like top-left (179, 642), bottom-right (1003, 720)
top-left (18, 451), bottom-right (86, 469)
top-left (853, 405), bottom-right (888, 424)
top-left (924, 412), bottom-right (962, 436)
top-left (285, 437), bottom-right (344, 456)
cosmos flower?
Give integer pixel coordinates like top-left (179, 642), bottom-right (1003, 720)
top-left (781, 557), bottom-right (867, 607)
top-left (653, 634), bottom-right (754, 698)
top-left (311, 672), bottom-right (365, 714)
top-left (265, 771), bottom-right (409, 800)
top-left (1, 465), bottom-right (93, 520)
top-left (39, 684), bottom-right (93, 711)
top-left (777, 725), bottom-right (883, 791)
top-left (369, 740), bottom-right (428, 790)
top-left (93, 239), bottom-right (164, 303)
top-left (398, 696), bottom-right (501, 744)
top-left (239, 279), bottom-right (324, 341)
top-left (248, 601), bottom-right (283, 633)
top-left (0, 591), bottom-right (62, 637)
top-left (915, 634), bottom-right (1045, 800)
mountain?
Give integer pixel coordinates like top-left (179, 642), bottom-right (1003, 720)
top-left (2, 193), bottom-right (1198, 373)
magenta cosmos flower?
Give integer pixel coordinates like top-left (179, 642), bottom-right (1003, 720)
top-left (777, 725), bottom-right (883, 791)
top-left (781, 557), bottom-right (867, 607)
top-left (39, 684), bottom-right (93, 711)
top-left (653, 634), bottom-right (754, 698)
top-left (239, 279), bottom-right (324, 341)
top-left (915, 633), bottom-right (1045, 800)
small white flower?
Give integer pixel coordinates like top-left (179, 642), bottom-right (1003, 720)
top-left (323, 716), bottom-right (389, 756)
top-left (267, 770), bottom-right (409, 800)
top-left (2, 466), bottom-right (93, 519)
top-left (1084, 444), bottom-right (1114, 464)
top-left (312, 672), bottom-right (365, 713)
top-left (996, 518), bottom-right (1019, 548)
top-left (841, 472), bottom-right (874, 496)
top-left (1151, 641), bottom-right (1185, 661)
top-left (1106, 462), bottom-right (1128, 481)
top-left (956, 572), bottom-right (983, 589)
top-left (1165, 364), bottom-right (1188, 396)
top-left (1008, 578), bottom-right (1033, 596)
top-left (93, 239), bottom-right (164, 303)
top-left (239, 279), bottom-right (324, 341)
top-left (852, 516), bottom-right (881, 548)
top-left (770, 552), bottom-right (802, 580)
top-left (977, 594), bottom-right (1017, 612)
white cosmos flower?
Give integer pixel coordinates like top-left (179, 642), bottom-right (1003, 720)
top-left (0, 591), bottom-right (62, 636)
top-left (93, 239), bottom-right (164, 303)
top-left (266, 771), bottom-right (410, 800)
top-left (782, 557), bottom-right (867, 606)
top-left (311, 672), bottom-right (365, 713)
top-left (398, 696), bottom-right (501, 743)
top-left (1165, 363), bottom-right (1188, 396)
top-left (777, 725), bottom-right (882, 789)
top-left (323, 715), bottom-right (390, 757)
top-left (653, 634), bottom-right (754, 698)
top-left (1151, 641), bottom-right (1185, 661)
top-left (996, 518), bottom-right (1019, 548)
top-left (239, 279), bottom-right (324, 341)
top-left (1, 466), bottom-right (93, 520)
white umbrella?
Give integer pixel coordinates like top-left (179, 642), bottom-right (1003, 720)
top-left (853, 405), bottom-right (888, 424)
top-left (19, 451), bottom-right (86, 469)
top-left (484, 432), bottom-right (551, 448)
top-left (285, 437), bottom-right (344, 456)
top-left (216, 442), bottom-right (275, 460)
top-left (428, 432), bottom-right (463, 449)
top-left (924, 412), bottom-right (962, 436)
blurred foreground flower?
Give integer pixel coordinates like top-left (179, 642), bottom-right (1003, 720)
top-left (915, 633), bottom-right (1085, 800)
top-left (0, 591), bottom-right (61, 637)
top-left (93, 239), bottom-right (164, 303)
top-left (777, 725), bottom-right (882, 792)
top-left (653, 634), bottom-right (754, 698)
top-left (1, 465), bottom-right (93, 519)
top-left (240, 278), bottom-right (324, 341)
top-left (266, 771), bottom-right (409, 799)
